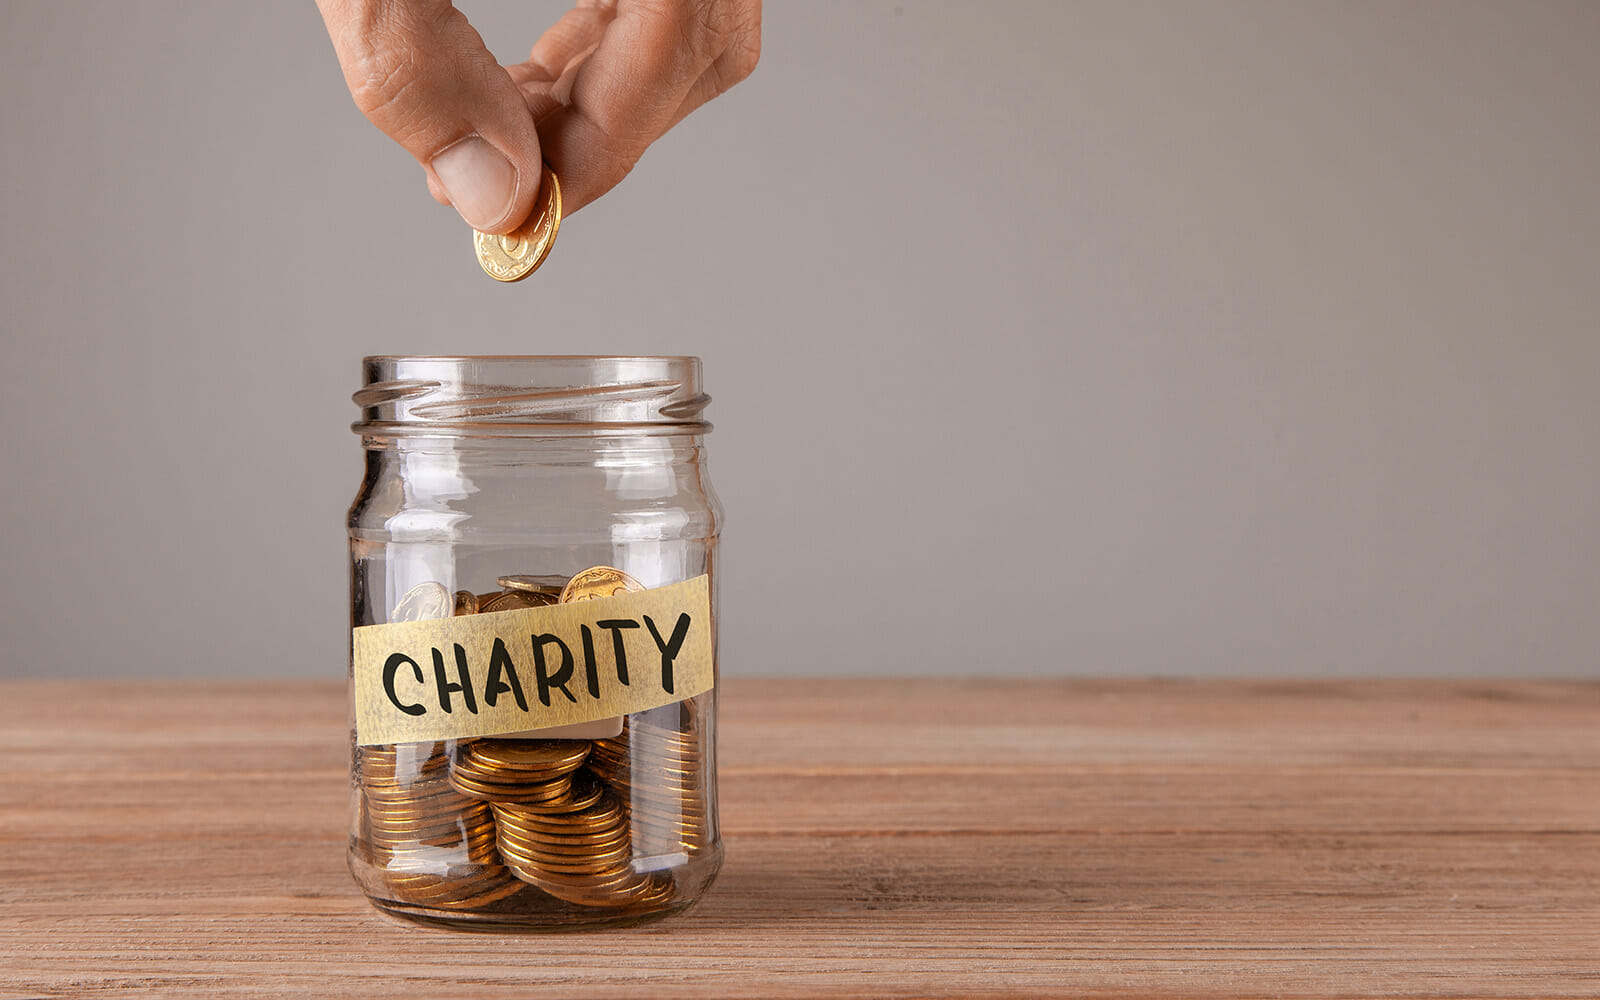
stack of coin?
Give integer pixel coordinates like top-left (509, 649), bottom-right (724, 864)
top-left (357, 743), bottom-right (525, 909)
top-left (491, 785), bottom-right (674, 908)
top-left (589, 705), bottom-right (710, 857)
top-left (448, 739), bottom-right (588, 804)
top-left (447, 739), bottom-right (668, 908)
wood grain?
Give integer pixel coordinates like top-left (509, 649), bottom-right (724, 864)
top-left (0, 678), bottom-right (1596, 998)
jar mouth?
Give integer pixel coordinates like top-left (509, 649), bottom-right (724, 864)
top-left (353, 356), bottom-right (710, 437)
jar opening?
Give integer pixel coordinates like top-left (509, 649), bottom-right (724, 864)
top-left (353, 356), bottom-right (710, 437)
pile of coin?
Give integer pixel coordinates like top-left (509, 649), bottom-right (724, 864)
top-left (359, 566), bottom-right (709, 913)
top-left (442, 739), bottom-right (661, 905)
top-left (448, 739), bottom-right (590, 801)
top-left (356, 743), bottom-right (525, 910)
top-left (492, 781), bottom-right (674, 908)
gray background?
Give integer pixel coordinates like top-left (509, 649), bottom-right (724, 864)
top-left (1, 2), bottom-right (1597, 679)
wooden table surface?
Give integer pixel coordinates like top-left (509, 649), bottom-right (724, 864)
top-left (1, 678), bottom-right (1596, 998)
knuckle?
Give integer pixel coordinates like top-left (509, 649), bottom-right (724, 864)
top-left (705, 1), bottom-right (760, 81)
top-left (724, 28), bottom-right (760, 83)
top-left (339, 4), bottom-right (465, 139)
top-left (349, 49), bottom-right (422, 121)
top-left (588, 115), bottom-right (652, 170)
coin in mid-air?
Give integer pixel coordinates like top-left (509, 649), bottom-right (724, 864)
top-left (560, 566), bottom-right (645, 603)
top-left (473, 163), bottom-right (562, 282)
top-left (391, 581), bottom-right (451, 622)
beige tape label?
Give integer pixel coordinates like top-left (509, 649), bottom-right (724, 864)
top-left (352, 575), bottom-right (713, 746)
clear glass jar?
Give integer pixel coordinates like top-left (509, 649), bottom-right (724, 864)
top-left (346, 356), bottom-right (722, 930)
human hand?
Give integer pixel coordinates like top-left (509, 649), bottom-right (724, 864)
top-left (316, 0), bottom-right (761, 232)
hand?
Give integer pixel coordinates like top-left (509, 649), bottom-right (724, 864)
top-left (316, 0), bottom-right (761, 232)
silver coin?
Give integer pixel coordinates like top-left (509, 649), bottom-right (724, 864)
top-left (391, 581), bottom-right (452, 622)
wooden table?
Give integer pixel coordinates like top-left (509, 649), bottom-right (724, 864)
top-left (1, 679), bottom-right (1596, 998)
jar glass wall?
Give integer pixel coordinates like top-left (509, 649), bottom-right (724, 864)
top-left (346, 357), bottom-right (722, 930)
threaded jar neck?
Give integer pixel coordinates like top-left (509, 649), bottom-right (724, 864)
top-left (353, 356), bottom-right (711, 439)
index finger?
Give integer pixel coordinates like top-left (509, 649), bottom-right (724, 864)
top-left (532, 0), bottom-right (729, 212)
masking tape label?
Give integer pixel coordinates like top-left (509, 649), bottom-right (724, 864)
top-left (352, 575), bottom-right (713, 745)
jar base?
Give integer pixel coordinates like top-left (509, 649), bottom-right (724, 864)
top-left (350, 841), bottom-right (723, 933)
top-left (366, 894), bottom-right (702, 933)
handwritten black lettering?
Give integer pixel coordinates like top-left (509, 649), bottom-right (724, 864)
top-left (643, 613), bottom-right (692, 695)
top-left (382, 653), bottom-right (426, 716)
top-left (431, 644), bottom-right (479, 714)
top-left (484, 637), bottom-right (529, 711)
top-left (530, 633), bottom-right (577, 706)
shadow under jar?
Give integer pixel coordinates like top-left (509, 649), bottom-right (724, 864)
top-left (346, 357), bottom-right (723, 931)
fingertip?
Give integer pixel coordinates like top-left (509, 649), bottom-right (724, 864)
top-left (426, 172), bottom-right (451, 206)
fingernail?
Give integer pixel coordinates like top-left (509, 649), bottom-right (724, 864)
top-left (432, 136), bottom-right (517, 230)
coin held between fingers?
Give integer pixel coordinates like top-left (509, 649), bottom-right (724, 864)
top-left (473, 163), bottom-right (563, 282)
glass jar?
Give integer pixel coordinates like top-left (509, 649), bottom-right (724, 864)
top-left (346, 356), bottom-right (722, 930)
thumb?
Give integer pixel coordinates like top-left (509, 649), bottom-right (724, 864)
top-left (318, 0), bottom-right (542, 234)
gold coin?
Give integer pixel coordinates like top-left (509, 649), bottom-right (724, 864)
top-left (362, 790), bottom-right (473, 813)
top-left (560, 566), bottom-right (645, 603)
top-left (366, 811), bottom-right (494, 834)
top-left (514, 848), bottom-right (635, 874)
top-left (448, 771), bottom-right (572, 802)
top-left (361, 774), bottom-right (465, 796)
top-left (524, 866), bottom-right (653, 892)
top-left (361, 742), bottom-right (448, 762)
top-left (491, 795), bottom-right (625, 835)
top-left (453, 590), bottom-right (480, 615)
top-left (388, 872), bottom-right (513, 905)
top-left (473, 163), bottom-right (562, 282)
top-left (498, 825), bottom-right (625, 852)
top-left (435, 878), bottom-right (528, 909)
top-left (466, 739), bottom-right (590, 774)
top-left (496, 824), bottom-right (631, 856)
top-left (371, 834), bottom-right (497, 856)
top-left (374, 831), bottom-right (498, 856)
top-left (365, 808), bottom-right (483, 829)
top-left (593, 747), bottom-right (700, 766)
top-left (512, 860), bottom-right (637, 886)
top-left (366, 826), bottom-right (494, 847)
top-left (497, 574), bottom-right (570, 595)
top-left (588, 761), bottom-right (701, 783)
top-left (366, 811), bottom-right (487, 833)
top-left (626, 723), bottom-right (701, 744)
top-left (362, 789), bottom-right (468, 810)
top-left (493, 808), bottom-right (623, 836)
top-left (524, 771), bottom-right (606, 813)
top-left (479, 590), bottom-right (554, 613)
top-left (496, 825), bottom-right (631, 854)
top-left (361, 755), bottom-right (448, 775)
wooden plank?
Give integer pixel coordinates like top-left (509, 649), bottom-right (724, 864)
top-left (0, 679), bottom-right (1595, 998)
top-left (4, 768), bottom-right (1596, 839)
top-left (0, 833), bottom-right (1595, 998)
top-left (6, 678), bottom-right (1596, 767)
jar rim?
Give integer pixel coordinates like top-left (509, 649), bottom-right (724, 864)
top-left (353, 355), bottom-right (710, 436)
top-left (361, 354), bottom-right (703, 364)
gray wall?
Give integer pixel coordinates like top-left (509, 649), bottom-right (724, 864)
top-left (2, 2), bottom-right (1597, 679)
